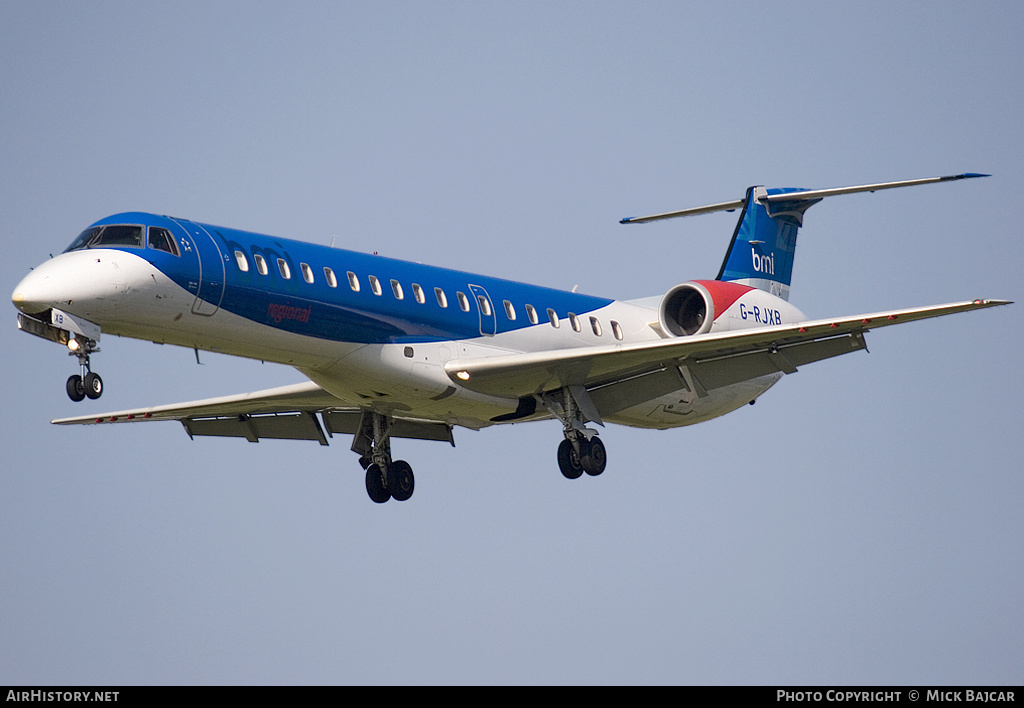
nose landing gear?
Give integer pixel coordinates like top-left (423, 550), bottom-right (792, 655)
top-left (66, 337), bottom-right (102, 402)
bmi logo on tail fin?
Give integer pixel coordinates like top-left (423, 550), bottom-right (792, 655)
top-left (715, 186), bottom-right (818, 301)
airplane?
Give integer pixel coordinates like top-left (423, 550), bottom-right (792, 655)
top-left (11, 173), bottom-right (1010, 503)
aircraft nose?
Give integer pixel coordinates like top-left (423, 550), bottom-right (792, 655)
top-left (12, 251), bottom-right (123, 317)
top-left (11, 266), bottom-right (56, 316)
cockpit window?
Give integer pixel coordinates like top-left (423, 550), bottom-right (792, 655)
top-left (64, 224), bottom-right (144, 252)
top-left (148, 227), bottom-right (180, 256)
top-left (66, 227), bottom-right (101, 252)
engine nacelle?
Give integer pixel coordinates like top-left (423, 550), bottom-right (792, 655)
top-left (658, 280), bottom-right (805, 336)
top-left (659, 282), bottom-right (715, 336)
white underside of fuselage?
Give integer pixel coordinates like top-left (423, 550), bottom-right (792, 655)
top-left (23, 249), bottom-right (782, 432)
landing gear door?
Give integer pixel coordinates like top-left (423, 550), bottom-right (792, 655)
top-left (468, 284), bottom-right (496, 336)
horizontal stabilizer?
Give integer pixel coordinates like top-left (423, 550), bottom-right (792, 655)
top-left (620, 173), bottom-right (988, 224)
top-left (759, 173), bottom-right (989, 205)
top-left (619, 198), bottom-right (746, 224)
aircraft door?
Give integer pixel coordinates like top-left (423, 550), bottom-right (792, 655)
top-left (172, 220), bottom-right (226, 316)
top-left (468, 284), bottom-right (496, 336)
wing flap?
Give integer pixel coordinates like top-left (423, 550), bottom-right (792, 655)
top-left (321, 411), bottom-right (455, 444)
top-left (183, 411), bottom-right (329, 445)
top-left (688, 330), bottom-right (868, 391)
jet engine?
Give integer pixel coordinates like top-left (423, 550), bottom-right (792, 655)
top-left (659, 280), bottom-right (807, 336)
top-left (658, 281), bottom-right (717, 336)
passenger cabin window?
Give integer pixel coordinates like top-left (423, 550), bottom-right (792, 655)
top-left (412, 283), bottom-right (425, 304)
top-left (391, 280), bottom-right (404, 299)
top-left (457, 291), bottom-right (470, 312)
top-left (148, 227), bottom-right (180, 256)
top-left (590, 316), bottom-right (602, 336)
top-left (547, 308), bottom-right (559, 328)
top-left (611, 320), bottom-right (623, 341)
top-left (347, 271), bottom-right (360, 291)
top-left (65, 224), bottom-right (144, 252)
top-left (435, 288), bottom-right (448, 308)
top-left (477, 295), bottom-right (492, 316)
top-left (300, 263), bottom-right (314, 283)
top-left (503, 300), bottom-right (516, 320)
top-left (569, 313), bottom-right (581, 332)
top-left (254, 254), bottom-right (269, 275)
top-left (277, 258), bottom-right (291, 279)
top-left (233, 250), bottom-right (249, 272)
top-left (369, 275), bottom-right (382, 296)
top-left (324, 267), bottom-right (338, 287)
top-left (525, 304), bottom-right (538, 324)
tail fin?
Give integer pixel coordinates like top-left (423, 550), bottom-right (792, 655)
top-left (620, 173), bottom-right (988, 303)
top-left (715, 186), bottom-right (815, 301)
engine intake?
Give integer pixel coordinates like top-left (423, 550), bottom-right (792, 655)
top-left (659, 282), bottom-right (713, 336)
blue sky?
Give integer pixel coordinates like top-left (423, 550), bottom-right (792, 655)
top-left (2, 1), bottom-right (1021, 685)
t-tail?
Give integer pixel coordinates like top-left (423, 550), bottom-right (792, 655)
top-left (714, 186), bottom-right (811, 300)
top-left (620, 173), bottom-right (989, 302)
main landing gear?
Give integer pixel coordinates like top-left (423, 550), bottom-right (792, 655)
top-left (557, 435), bottom-right (607, 479)
top-left (546, 386), bottom-right (608, 480)
top-left (348, 389), bottom-right (609, 503)
top-left (352, 411), bottom-right (415, 503)
top-left (65, 337), bottom-right (102, 402)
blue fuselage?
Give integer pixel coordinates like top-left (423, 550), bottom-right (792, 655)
top-left (89, 212), bottom-right (613, 345)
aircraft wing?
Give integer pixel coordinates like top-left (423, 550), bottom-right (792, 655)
top-left (50, 381), bottom-right (455, 445)
top-left (443, 299), bottom-right (1011, 401)
top-left (49, 299), bottom-right (1009, 438)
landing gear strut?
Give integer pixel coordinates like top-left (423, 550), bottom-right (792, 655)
top-left (66, 337), bottom-right (102, 402)
top-left (545, 387), bottom-right (607, 479)
top-left (352, 411), bottom-right (415, 503)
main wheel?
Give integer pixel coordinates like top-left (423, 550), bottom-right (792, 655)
top-left (581, 437), bottom-right (607, 476)
top-left (557, 439), bottom-right (584, 479)
top-left (84, 372), bottom-right (103, 400)
top-left (389, 460), bottom-right (415, 501)
top-left (365, 463), bottom-right (391, 503)
top-left (66, 375), bottom-right (86, 402)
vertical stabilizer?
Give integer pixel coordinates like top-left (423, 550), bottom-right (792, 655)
top-left (715, 187), bottom-right (818, 301)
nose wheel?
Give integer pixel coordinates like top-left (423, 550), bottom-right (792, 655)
top-left (66, 375), bottom-right (86, 402)
top-left (65, 338), bottom-right (102, 402)
top-left (66, 371), bottom-right (103, 401)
